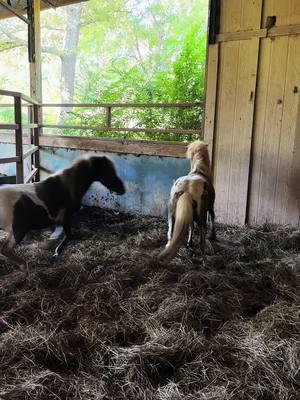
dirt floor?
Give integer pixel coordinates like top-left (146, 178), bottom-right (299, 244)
top-left (0, 207), bottom-right (299, 400)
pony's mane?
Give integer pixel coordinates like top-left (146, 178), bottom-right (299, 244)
top-left (186, 140), bottom-right (212, 181)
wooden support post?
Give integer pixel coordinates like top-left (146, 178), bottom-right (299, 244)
top-left (106, 106), bottom-right (112, 128)
top-left (14, 96), bottom-right (24, 184)
top-left (28, 0), bottom-right (42, 102)
top-left (33, 104), bottom-right (41, 181)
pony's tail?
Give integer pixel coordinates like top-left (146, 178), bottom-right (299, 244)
top-left (159, 192), bottom-right (193, 261)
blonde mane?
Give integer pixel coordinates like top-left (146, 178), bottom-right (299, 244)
top-left (186, 140), bottom-right (212, 181)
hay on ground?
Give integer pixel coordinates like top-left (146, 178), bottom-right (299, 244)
top-left (0, 207), bottom-right (299, 400)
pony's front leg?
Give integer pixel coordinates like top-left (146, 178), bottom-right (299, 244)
top-left (1, 232), bottom-right (28, 271)
top-left (52, 217), bottom-right (73, 259)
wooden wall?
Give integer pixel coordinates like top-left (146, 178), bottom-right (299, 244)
top-left (204, 0), bottom-right (300, 226)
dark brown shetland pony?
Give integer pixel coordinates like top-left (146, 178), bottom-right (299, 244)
top-left (158, 140), bottom-right (216, 261)
top-left (0, 155), bottom-right (125, 269)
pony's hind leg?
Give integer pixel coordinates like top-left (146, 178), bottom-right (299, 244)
top-left (187, 223), bottom-right (194, 247)
top-left (187, 200), bottom-right (198, 247)
top-left (209, 208), bottom-right (217, 241)
top-left (52, 216), bottom-right (73, 259)
top-left (1, 231), bottom-right (28, 270)
top-left (166, 209), bottom-right (175, 247)
top-left (196, 212), bottom-right (207, 265)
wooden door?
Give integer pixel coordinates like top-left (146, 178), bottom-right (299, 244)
top-left (206, 0), bottom-right (263, 225)
top-left (204, 0), bottom-right (300, 226)
top-left (248, 1), bottom-right (300, 225)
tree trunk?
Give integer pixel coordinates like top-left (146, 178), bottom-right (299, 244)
top-left (60, 3), bottom-right (83, 122)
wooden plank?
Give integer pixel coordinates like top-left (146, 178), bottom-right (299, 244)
top-left (41, 102), bottom-right (203, 108)
top-left (220, 0), bottom-right (262, 33)
top-left (220, 0), bottom-right (242, 33)
top-left (39, 135), bottom-right (187, 158)
top-left (24, 167), bottom-right (38, 184)
top-left (0, 104), bottom-right (32, 108)
top-left (203, 44), bottom-right (219, 162)
top-left (208, 0), bottom-right (221, 44)
top-left (33, 104), bottom-right (41, 181)
top-left (105, 107), bottom-right (112, 128)
top-left (0, 124), bottom-right (19, 129)
top-left (213, 38), bottom-right (260, 225)
top-left (0, 0), bottom-right (29, 23)
top-left (29, 0), bottom-right (42, 102)
top-left (248, 36), bottom-right (290, 224)
top-left (290, 93), bottom-right (300, 220)
top-left (263, 0), bottom-right (300, 27)
top-left (1, 133), bottom-right (187, 158)
top-left (14, 97), bottom-right (24, 184)
top-left (22, 123), bottom-right (38, 129)
top-left (0, 156), bottom-right (20, 164)
top-left (216, 25), bottom-right (300, 43)
top-left (23, 146), bottom-right (39, 160)
top-left (217, 29), bottom-right (266, 42)
top-left (41, 124), bottom-right (200, 135)
top-left (0, 89), bottom-right (22, 98)
top-left (0, 0), bottom-right (87, 20)
top-left (268, 24), bottom-right (300, 37)
top-left (0, 90), bottom-right (38, 105)
top-left (274, 35), bottom-right (300, 224)
top-left (0, 134), bottom-right (26, 143)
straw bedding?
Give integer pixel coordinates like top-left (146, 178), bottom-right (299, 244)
top-left (0, 207), bottom-right (299, 400)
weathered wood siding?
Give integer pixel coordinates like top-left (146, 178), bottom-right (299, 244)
top-left (205, 0), bottom-right (300, 226)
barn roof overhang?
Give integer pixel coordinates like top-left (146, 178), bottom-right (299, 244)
top-left (0, 0), bottom-right (87, 21)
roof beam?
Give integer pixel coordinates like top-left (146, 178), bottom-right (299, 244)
top-left (0, 0), bottom-right (87, 20)
top-left (41, 0), bottom-right (56, 8)
top-left (0, 0), bottom-right (29, 23)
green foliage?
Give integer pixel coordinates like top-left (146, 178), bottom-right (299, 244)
top-left (69, 0), bottom-right (209, 142)
top-left (0, 0), bottom-right (209, 142)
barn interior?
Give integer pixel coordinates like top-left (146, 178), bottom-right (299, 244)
top-left (0, 1), bottom-right (299, 399)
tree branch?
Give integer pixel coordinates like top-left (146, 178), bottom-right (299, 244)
top-left (0, 27), bottom-right (63, 57)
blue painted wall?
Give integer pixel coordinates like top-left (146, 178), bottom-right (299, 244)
top-left (0, 143), bottom-right (189, 216)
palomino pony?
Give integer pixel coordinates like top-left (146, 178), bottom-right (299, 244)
top-left (0, 155), bottom-right (125, 269)
top-left (158, 140), bottom-right (216, 261)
